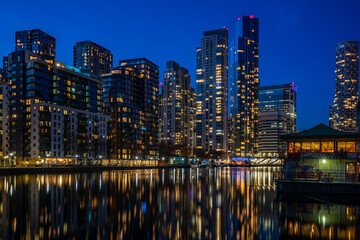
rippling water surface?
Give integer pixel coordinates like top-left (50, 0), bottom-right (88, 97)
top-left (0, 167), bottom-right (358, 239)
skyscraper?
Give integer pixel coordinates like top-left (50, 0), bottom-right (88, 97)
top-left (230, 16), bottom-right (259, 157)
top-left (73, 41), bottom-right (113, 77)
top-left (196, 29), bottom-right (228, 159)
top-left (160, 61), bottom-right (196, 157)
top-left (330, 40), bottom-right (359, 132)
top-left (15, 29), bottom-right (56, 62)
top-left (102, 58), bottom-right (160, 161)
top-left (258, 83), bottom-right (297, 156)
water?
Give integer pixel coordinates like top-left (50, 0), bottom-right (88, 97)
top-left (0, 167), bottom-right (358, 239)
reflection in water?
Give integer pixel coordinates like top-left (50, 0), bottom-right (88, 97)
top-left (0, 167), bottom-right (278, 239)
top-left (277, 201), bottom-right (360, 239)
top-left (1, 167), bottom-right (357, 239)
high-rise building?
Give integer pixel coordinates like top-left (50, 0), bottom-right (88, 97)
top-left (258, 83), bottom-right (297, 156)
top-left (330, 40), bottom-right (359, 132)
top-left (259, 83), bottom-right (297, 132)
top-left (73, 41), bottom-right (113, 77)
top-left (230, 15), bottom-right (259, 157)
top-left (6, 30), bottom-right (108, 164)
top-left (102, 58), bottom-right (160, 161)
top-left (160, 61), bottom-right (196, 157)
top-left (196, 29), bottom-right (228, 159)
top-left (0, 68), bottom-right (7, 81)
top-left (3, 56), bottom-right (9, 71)
top-left (15, 29), bottom-right (56, 62)
top-left (0, 80), bottom-right (9, 159)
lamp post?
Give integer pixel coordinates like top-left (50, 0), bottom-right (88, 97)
top-left (9, 153), bottom-right (13, 167)
top-left (4, 155), bottom-right (8, 167)
top-left (99, 155), bottom-right (102, 166)
top-left (44, 154), bottom-right (50, 167)
top-left (75, 155), bottom-right (79, 166)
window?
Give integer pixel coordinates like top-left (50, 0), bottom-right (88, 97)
top-left (337, 142), bottom-right (355, 152)
top-left (301, 142), bottom-right (320, 152)
top-left (288, 142), bottom-right (294, 153)
top-left (322, 142), bottom-right (334, 152)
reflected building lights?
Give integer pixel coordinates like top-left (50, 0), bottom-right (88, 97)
top-left (0, 168), bottom-right (357, 239)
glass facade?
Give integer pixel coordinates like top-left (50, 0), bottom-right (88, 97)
top-left (258, 83), bottom-right (297, 133)
top-left (230, 16), bottom-right (259, 157)
top-left (196, 29), bottom-right (228, 159)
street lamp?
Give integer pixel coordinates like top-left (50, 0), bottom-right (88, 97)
top-left (44, 154), bottom-right (50, 167)
top-left (9, 153), bottom-right (14, 167)
top-left (4, 155), bottom-right (8, 167)
top-left (75, 155), bottom-right (79, 165)
top-left (99, 155), bottom-right (102, 166)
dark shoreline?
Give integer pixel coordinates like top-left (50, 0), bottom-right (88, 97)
top-left (0, 164), bottom-right (282, 175)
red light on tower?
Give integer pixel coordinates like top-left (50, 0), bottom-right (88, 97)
top-left (237, 17), bottom-right (240, 21)
top-left (160, 82), bottom-right (163, 86)
top-left (249, 15), bottom-right (254, 19)
top-left (226, 28), bottom-right (228, 30)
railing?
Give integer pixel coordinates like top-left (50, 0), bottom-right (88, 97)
top-left (273, 170), bottom-right (359, 183)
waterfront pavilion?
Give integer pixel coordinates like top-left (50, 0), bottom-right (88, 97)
top-left (281, 123), bottom-right (360, 182)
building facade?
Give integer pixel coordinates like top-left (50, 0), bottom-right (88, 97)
top-left (102, 58), bottom-right (160, 161)
top-left (330, 40), bottom-right (359, 132)
top-left (29, 103), bottom-right (108, 162)
top-left (258, 83), bottom-right (297, 156)
top-left (3, 57), bottom-right (9, 71)
top-left (0, 81), bottom-right (9, 160)
top-left (259, 83), bottom-right (297, 132)
top-left (6, 30), bottom-right (107, 163)
top-left (196, 29), bottom-right (228, 159)
top-left (258, 112), bottom-right (287, 157)
top-left (230, 16), bottom-right (259, 157)
top-left (73, 41), bottom-right (113, 77)
top-left (160, 61), bottom-right (196, 157)
top-left (15, 29), bottom-right (56, 62)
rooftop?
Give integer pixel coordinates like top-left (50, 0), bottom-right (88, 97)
top-left (281, 123), bottom-right (360, 139)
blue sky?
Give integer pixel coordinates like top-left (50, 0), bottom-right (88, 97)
top-left (1, 0), bottom-right (359, 130)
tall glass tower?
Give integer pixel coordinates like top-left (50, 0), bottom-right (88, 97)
top-left (230, 16), bottom-right (259, 157)
top-left (196, 29), bottom-right (228, 159)
top-left (330, 41), bottom-right (359, 132)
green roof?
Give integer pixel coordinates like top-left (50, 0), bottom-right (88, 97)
top-left (281, 123), bottom-right (360, 139)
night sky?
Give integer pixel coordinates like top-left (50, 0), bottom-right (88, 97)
top-left (1, 0), bottom-right (360, 130)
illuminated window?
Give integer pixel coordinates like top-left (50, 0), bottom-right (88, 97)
top-left (301, 142), bottom-right (320, 152)
top-left (321, 142), bottom-right (334, 152)
top-left (337, 142), bottom-right (355, 152)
